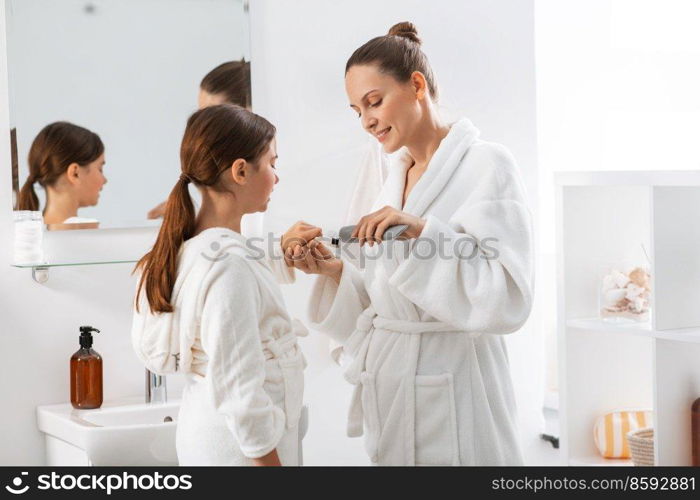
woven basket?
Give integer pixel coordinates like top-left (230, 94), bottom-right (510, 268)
top-left (627, 427), bottom-right (654, 466)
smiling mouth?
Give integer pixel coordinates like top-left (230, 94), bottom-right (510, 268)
top-left (375, 127), bottom-right (391, 141)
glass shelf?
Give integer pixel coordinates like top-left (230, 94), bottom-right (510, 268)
top-left (12, 260), bottom-right (138, 269)
top-left (11, 260), bottom-right (139, 283)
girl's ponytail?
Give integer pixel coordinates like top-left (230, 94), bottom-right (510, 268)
top-left (135, 175), bottom-right (195, 313)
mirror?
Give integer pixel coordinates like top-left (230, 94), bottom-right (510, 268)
top-left (6, 0), bottom-right (251, 230)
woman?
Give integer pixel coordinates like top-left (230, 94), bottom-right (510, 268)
top-left (18, 121), bottom-right (106, 227)
top-left (285, 22), bottom-right (534, 465)
top-left (147, 60), bottom-right (252, 220)
top-left (132, 105), bottom-right (318, 466)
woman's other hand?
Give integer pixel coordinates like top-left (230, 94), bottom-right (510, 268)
top-left (352, 205), bottom-right (426, 246)
top-left (147, 201), bottom-right (167, 219)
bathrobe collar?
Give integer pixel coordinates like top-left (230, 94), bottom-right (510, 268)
top-left (376, 118), bottom-right (480, 217)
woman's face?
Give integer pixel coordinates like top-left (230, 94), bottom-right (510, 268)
top-left (345, 64), bottom-right (422, 154)
top-left (76, 153), bottom-right (107, 207)
top-left (244, 138), bottom-right (278, 213)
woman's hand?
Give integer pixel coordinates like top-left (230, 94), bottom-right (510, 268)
top-left (285, 239), bottom-right (343, 284)
top-left (352, 205), bottom-right (426, 246)
top-left (281, 221), bottom-right (323, 254)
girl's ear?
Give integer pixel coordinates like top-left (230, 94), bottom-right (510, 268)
top-left (230, 158), bottom-right (249, 185)
top-left (410, 71), bottom-right (428, 100)
top-left (66, 163), bottom-right (81, 185)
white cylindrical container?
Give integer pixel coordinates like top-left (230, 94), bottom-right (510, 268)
top-left (13, 210), bottom-right (45, 265)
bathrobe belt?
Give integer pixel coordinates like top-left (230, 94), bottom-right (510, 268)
top-left (261, 318), bottom-right (308, 362)
top-left (342, 307), bottom-right (479, 439)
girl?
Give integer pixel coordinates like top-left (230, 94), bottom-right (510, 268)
top-left (286, 22), bottom-right (534, 465)
top-left (132, 105), bottom-right (318, 466)
top-left (18, 121), bottom-right (106, 227)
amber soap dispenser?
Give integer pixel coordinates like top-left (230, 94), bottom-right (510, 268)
top-left (70, 326), bottom-right (103, 409)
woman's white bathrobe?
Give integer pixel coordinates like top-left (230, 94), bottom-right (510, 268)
top-left (309, 118), bottom-right (534, 465)
top-left (132, 228), bottom-right (305, 465)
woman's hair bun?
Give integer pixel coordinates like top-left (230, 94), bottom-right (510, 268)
top-left (387, 21), bottom-right (421, 45)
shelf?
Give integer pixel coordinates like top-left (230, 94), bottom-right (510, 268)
top-left (11, 260), bottom-right (138, 269)
top-left (11, 260), bottom-right (139, 284)
top-left (567, 318), bottom-right (700, 344)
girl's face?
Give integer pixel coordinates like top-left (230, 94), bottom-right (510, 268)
top-left (345, 64), bottom-right (422, 154)
top-left (244, 138), bottom-right (278, 213)
top-left (75, 154), bottom-right (107, 207)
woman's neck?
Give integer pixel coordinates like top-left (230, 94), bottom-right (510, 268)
top-left (406, 110), bottom-right (450, 168)
top-left (194, 189), bottom-right (244, 236)
top-left (43, 187), bottom-right (79, 224)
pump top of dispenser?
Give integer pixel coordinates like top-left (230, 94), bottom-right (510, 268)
top-left (79, 326), bottom-right (100, 348)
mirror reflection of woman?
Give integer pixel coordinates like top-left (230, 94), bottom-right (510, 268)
top-left (147, 60), bottom-right (252, 220)
top-left (18, 121), bottom-right (107, 227)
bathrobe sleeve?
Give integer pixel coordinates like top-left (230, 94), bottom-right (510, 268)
top-left (265, 236), bottom-right (295, 285)
top-left (307, 262), bottom-right (371, 345)
top-left (390, 144), bottom-right (534, 334)
top-left (200, 258), bottom-right (286, 459)
top-left (245, 235), bottom-right (295, 285)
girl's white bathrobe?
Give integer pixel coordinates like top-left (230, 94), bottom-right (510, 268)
top-left (132, 228), bottom-right (305, 465)
top-left (308, 118), bottom-right (534, 465)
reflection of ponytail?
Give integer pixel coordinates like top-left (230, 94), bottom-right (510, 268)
top-left (18, 174), bottom-right (39, 211)
top-left (135, 104), bottom-right (275, 314)
top-left (135, 176), bottom-right (195, 313)
top-left (18, 121), bottom-right (104, 212)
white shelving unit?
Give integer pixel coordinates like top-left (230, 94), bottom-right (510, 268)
top-left (556, 171), bottom-right (700, 466)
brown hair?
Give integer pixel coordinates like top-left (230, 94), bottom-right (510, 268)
top-left (345, 21), bottom-right (439, 101)
top-left (18, 122), bottom-right (104, 211)
top-left (135, 104), bottom-right (275, 314)
top-left (200, 60), bottom-right (252, 109)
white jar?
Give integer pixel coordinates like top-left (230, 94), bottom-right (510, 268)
top-left (13, 210), bottom-right (45, 265)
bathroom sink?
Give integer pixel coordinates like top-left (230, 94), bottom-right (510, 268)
top-left (37, 397), bottom-right (179, 466)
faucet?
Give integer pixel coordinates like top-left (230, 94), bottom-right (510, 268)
top-left (145, 369), bottom-right (167, 403)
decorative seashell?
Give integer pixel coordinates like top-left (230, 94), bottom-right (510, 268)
top-left (625, 284), bottom-right (645, 301)
top-left (631, 297), bottom-right (646, 313)
top-left (604, 288), bottom-right (627, 306)
top-left (612, 269), bottom-right (630, 288)
top-left (629, 267), bottom-right (651, 290)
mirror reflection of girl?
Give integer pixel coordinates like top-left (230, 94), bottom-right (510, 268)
top-left (18, 121), bottom-right (107, 227)
top-left (132, 105), bottom-right (319, 466)
top-left (147, 60), bottom-right (251, 220)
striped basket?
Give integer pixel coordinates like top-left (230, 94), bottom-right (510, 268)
top-left (627, 427), bottom-right (655, 466)
top-left (594, 409), bottom-right (652, 459)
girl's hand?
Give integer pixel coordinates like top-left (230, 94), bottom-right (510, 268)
top-left (281, 221), bottom-right (322, 255)
top-left (352, 205), bottom-right (426, 246)
top-left (285, 239), bottom-right (343, 284)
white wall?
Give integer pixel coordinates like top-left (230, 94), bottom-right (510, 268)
top-left (250, 0), bottom-right (541, 465)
